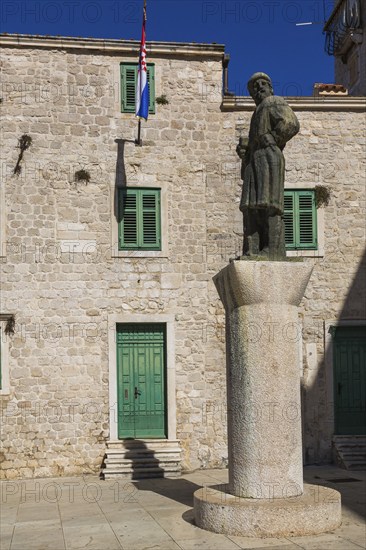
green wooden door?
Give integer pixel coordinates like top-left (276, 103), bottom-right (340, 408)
top-left (117, 324), bottom-right (166, 439)
top-left (333, 326), bottom-right (366, 435)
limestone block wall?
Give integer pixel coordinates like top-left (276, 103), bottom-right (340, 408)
top-left (0, 38), bottom-right (365, 479)
top-left (0, 41), bottom-right (232, 479)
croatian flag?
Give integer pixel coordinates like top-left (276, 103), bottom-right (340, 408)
top-left (135, 4), bottom-right (149, 120)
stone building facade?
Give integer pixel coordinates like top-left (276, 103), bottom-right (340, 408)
top-left (0, 34), bottom-right (365, 479)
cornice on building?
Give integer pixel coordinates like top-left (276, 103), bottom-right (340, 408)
top-left (0, 33), bottom-right (225, 58)
top-left (221, 96), bottom-right (366, 112)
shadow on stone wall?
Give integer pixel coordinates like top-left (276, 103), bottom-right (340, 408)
top-left (303, 247), bottom-right (366, 465)
top-left (114, 138), bottom-right (135, 221)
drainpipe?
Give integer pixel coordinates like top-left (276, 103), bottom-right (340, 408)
top-left (223, 54), bottom-right (234, 96)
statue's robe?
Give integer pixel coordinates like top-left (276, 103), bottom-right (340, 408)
top-left (240, 95), bottom-right (300, 215)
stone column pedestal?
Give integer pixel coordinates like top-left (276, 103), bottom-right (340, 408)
top-left (194, 260), bottom-right (341, 537)
top-left (216, 260), bottom-right (311, 499)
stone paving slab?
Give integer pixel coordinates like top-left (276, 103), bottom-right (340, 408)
top-left (0, 466), bottom-right (365, 550)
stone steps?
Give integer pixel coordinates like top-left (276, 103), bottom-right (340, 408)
top-left (333, 435), bottom-right (366, 470)
top-left (102, 439), bottom-right (182, 479)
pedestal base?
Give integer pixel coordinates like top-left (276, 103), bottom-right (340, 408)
top-left (194, 483), bottom-right (341, 537)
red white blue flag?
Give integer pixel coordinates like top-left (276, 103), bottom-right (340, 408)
top-left (136, 3), bottom-right (149, 120)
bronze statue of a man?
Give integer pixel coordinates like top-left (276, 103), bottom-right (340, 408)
top-left (237, 73), bottom-right (300, 260)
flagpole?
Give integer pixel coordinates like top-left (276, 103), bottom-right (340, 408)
top-left (135, 0), bottom-right (147, 146)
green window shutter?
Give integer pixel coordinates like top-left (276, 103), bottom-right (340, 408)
top-left (141, 190), bottom-right (161, 249)
top-left (147, 65), bottom-right (155, 113)
top-left (297, 191), bottom-right (317, 249)
top-left (121, 63), bottom-right (155, 114)
top-left (119, 188), bottom-right (161, 250)
top-left (284, 190), bottom-right (317, 250)
top-left (121, 64), bottom-right (137, 113)
top-left (284, 191), bottom-right (296, 249)
top-left (119, 189), bottom-right (139, 249)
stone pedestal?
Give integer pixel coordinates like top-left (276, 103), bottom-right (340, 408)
top-left (194, 260), bottom-right (341, 536)
top-left (194, 483), bottom-right (342, 537)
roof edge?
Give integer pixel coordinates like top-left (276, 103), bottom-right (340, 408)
top-left (0, 33), bottom-right (226, 57)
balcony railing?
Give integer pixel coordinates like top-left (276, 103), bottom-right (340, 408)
top-left (324, 0), bottom-right (362, 56)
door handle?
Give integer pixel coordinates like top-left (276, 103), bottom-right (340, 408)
top-left (134, 387), bottom-right (141, 399)
top-left (338, 383), bottom-right (342, 395)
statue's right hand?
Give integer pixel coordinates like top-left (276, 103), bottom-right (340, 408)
top-left (239, 136), bottom-right (249, 148)
top-left (236, 137), bottom-right (248, 159)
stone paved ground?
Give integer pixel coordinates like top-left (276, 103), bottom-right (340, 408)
top-left (1, 466), bottom-right (365, 550)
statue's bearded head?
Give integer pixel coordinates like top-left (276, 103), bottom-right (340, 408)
top-left (247, 73), bottom-right (273, 105)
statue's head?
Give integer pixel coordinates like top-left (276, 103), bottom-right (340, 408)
top-left (247, 72), bottom-right (273, 105)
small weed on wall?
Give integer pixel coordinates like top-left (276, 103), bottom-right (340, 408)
top-left (315, 185), bottom-right (331, 207)
top-left (74, 169), bottom-right (91, 185)
top-left (13, 135), bottom-right (32, 175)
top-left (156, 95), bottom-right (169, 105)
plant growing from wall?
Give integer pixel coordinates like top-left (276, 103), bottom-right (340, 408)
top-left (13, 134), bottom-right (32, 175)
top-left (5, 315), bottom-right (15, 335)
top-left (74, 169), bottom-right (91, 185)
top-left (315, 185), bottom-right (331, 207)
top-left (156, 94), bottom-right (169, 105)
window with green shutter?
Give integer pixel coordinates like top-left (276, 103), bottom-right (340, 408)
top-left (284, 190), bottom-right (317, 250)
top-left (120, 63), bottom-right (155, 113)
top-left (118, 188), bottom-right (161, 250)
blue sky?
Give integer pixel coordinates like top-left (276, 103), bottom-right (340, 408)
top-left (0, 0), bottom-right (335, 96)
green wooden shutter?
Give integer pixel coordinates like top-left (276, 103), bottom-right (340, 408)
top-left (284, 192), bottom-right (295, 248)
top-left (119, 189), bottom-right (138, 249)
top-left (147, 65), bottom-right (155, 113)
top-left (121, 64), bottom-right (137, 112)
top-left (120, 64), bottom-right (155, 113)
top-left (141, 190), bottom-right (160, 249)
top-left (284, 190), bottom-right (317, 250)
top-left (297, 191), bottom-right (317, 249)
top-left (119, 188), bottom-right (161, 250)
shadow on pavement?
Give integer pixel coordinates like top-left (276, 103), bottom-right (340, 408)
top-left (304, 467), bottom-right (366, 520)
top-left (133, 477), bottom-right (202, 507)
